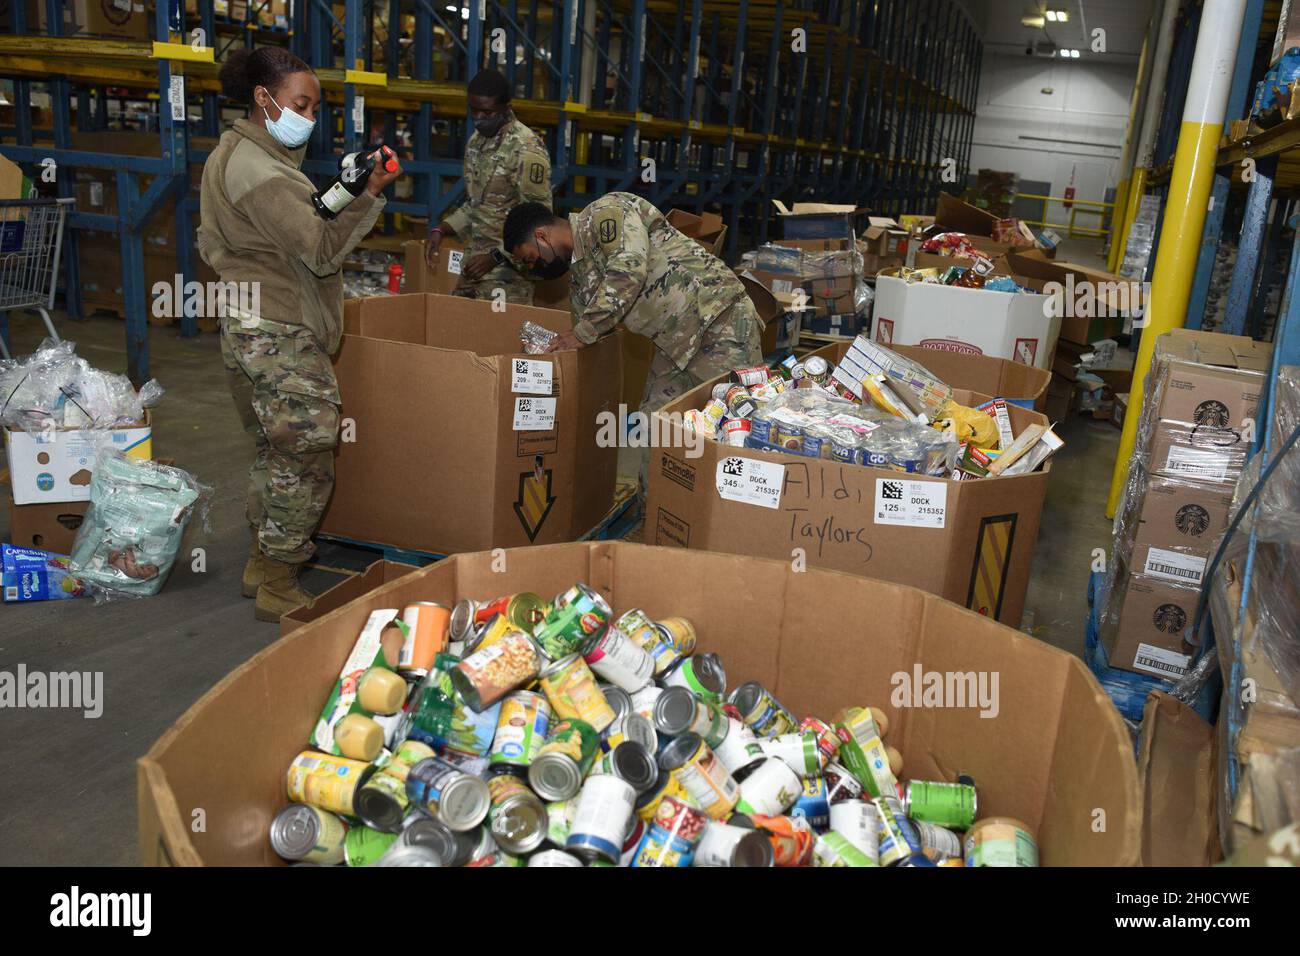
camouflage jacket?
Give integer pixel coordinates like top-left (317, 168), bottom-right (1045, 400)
top-left (444, 111), bottom-right (552, 258)
top-left (569, 192), bottom-right (746, 369)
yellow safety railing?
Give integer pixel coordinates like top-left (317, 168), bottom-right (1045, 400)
top-left (1014, 192), bottom-right (1115, 238)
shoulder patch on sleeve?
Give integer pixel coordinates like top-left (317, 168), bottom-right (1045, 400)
top-left (595, 210), bottom-right (621, 250)
top-left (528, 160), bottom-right (546, 184)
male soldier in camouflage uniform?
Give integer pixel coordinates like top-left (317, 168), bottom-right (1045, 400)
top-left (503, 192), bottom-right (763, 497)
top-left (427, 69), bottom-right (552, 304)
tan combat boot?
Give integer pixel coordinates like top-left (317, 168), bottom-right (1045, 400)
top-left (254, 558), bottom-right (315, 623)
top-left (242, 531), bottom-right (267, 599)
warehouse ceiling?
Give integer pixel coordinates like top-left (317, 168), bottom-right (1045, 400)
top-left (958, 0), bottom-right (1157, 62)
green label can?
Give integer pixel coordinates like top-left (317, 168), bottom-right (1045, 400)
top-left (533, 583), bottom-right (611, 661)
top-left (344, 825), bottom-right (399, 866)
top-left (904, 780), bottom-right (977, 830)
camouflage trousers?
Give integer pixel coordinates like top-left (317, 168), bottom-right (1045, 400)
top-left (637, 296), bottom-right (765, 499)
top-left (452, 262), bottom-right (535, 305)
top-left (221, 321), bottom-right (341, 565)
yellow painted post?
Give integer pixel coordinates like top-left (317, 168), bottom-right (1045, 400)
top-left (1110, 166), bottom-right (1147, 274)
top-left (1106, 0), bottom-right (1247, 517)
top-left (1108, 176), bottom-right (1130, 269)
top-left (575, 131), bottom-right (590, 195)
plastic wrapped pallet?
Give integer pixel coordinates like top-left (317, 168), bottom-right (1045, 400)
top-left (68, 453), bottom-right (205, 600)
top-left (1101, 331), bottom-right (1270, 681)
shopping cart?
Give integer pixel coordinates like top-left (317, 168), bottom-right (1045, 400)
top-left (0, 197), bottom-right (71, 361)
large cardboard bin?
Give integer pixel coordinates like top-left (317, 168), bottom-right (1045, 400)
top-left (320, 294), bottom-right (620, 554)
top-left (871, 273), bottom-right (1060, 371)
top-left (138, 541), bottom-right (1140, 866)
top-left (646, 343), bottom-right (1051, 626)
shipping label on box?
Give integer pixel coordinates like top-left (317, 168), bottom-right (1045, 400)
top-left (4, 417), bottom-right (153, 505)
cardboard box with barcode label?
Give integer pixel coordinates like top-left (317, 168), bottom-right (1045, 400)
top-left (870, 272), bottom-right (1059, 371)
top-left (4, 412), bottom-right (153, 506)
top-left (645, 342), bottom-right (1052, 626)
top-left (321, 294), bottom-right (619, 555)
top-left (1102, 566), bottom-right (1196, 680)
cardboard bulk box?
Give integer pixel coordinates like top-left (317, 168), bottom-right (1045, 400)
top-left (138, 541), bottom-right (1141, 866)
top-left (646, 343), bottom-right (1052, 627)
top-left (4, 412), bottom-right (153, 506)
top-left (320, 294), bottom-right (620, 555)
top-left (871, 273), bottom-right (1060, 372)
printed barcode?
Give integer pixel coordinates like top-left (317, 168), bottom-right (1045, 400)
top-left (1136, 655), bottom-right (1185, 675)
top-left (4, 587), bottom-right (17, 601)
top-left (1149, 563), bottom-right (1201, 581)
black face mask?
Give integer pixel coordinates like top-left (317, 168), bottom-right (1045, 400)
top-left (473, 114), bottom-right (508, 138)
top-left (533, 236), bottom-right (570, 280)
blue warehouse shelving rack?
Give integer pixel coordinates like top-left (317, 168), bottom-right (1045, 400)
top-left (0, 0), bottom-right (980, 381)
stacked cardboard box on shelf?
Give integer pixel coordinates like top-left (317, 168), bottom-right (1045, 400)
top-left (741, 240), bottom-right (871, 339)
top-left (1101, 330), bottom-right (1272, 680)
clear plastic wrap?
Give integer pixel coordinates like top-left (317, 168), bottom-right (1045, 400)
top-left (0, 338), bottom-right (162, 433)
top-left (750, 243), bottom-right (804, 276)
top-left (519, 321), bottom-right (558, 355)
top-left (0, 338), bottom-right (81, 432)
top-left (745, 387), bottom-right (957, 475)
top-left (68, 451), bottom-right (207, 601)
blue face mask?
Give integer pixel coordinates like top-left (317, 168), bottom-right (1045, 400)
top-left (261, 90), bottom-right (315, 149)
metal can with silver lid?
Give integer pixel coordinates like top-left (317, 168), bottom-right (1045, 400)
top-left (485, 770), bottom-right (548, 856)
top-left (634, 767), bottom-right (690, 823)
top-left (566, 775), bottom-right (637, 863)
top-left (354, 739), bottom-right (436, 832)
top-left (398, 812), bottom-right (478, 867)
top-left (653, 686), bottom-right (728, 747)
top-left (712, 715), bottom-right (765, 777)
top-left (658, 732), bottom-right (741, 820)
top-left (655, 617), bottom-right (698, 656)
top-left (592, 740), bottom-right (659, 794)
top-left (728, 681), bottom-right (797, 738)
top-left (448, 598), bottom-right (479, 651)
top-left (532, 583), bottom-right (611, 661)
top-left (269, 803), bottom-right (348, 865)
top-left (603, 710), bottom-right (659, 755)
top-left (599, 684), bottom-right (632, 725)
top-left (803, 355), bottom-right (830, 384)
top-left (693, 820), bottom-right (776, 867)
top-left (528, 717), bottom-right (600, 802)
top-left (374, 844), bottom-right (443, 867)
top-left (404, 754), bottom-right (491, 832)
top-left (450, 630), bottom-right (542, 713)
top-left (660, 652), bottom-right (727, 702)
top-left (584, 623), bottom-right (655, 692)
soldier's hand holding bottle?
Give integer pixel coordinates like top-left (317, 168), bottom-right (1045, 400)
top-left (366, 146), bottom-right (402, 196)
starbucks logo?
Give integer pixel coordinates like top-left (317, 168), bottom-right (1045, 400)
top-left (1175, 504), bottom-right (1210, 537)
top-left (1193, 399), bottom-right (1230, 428)
top-left (1152, 604), bottom-right (1187, 635)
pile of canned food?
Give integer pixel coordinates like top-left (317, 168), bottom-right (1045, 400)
top-left (273, 584), bottom-right (1040, 867)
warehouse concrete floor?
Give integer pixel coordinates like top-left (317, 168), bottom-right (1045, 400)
top-left (0, 237), bottom-right (1114, 864)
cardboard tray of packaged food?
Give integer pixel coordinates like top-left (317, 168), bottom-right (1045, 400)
top-left (137, 541), bottom-right (1141, 866)
top-left (646, 342), bottom-right (1053, 626)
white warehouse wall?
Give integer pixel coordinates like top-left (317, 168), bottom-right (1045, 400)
top-left (969, 51), bottom-right (1139, 229)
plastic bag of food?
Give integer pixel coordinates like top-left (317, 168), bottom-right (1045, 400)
top-left (68, 451), bottom-right (206, 601)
